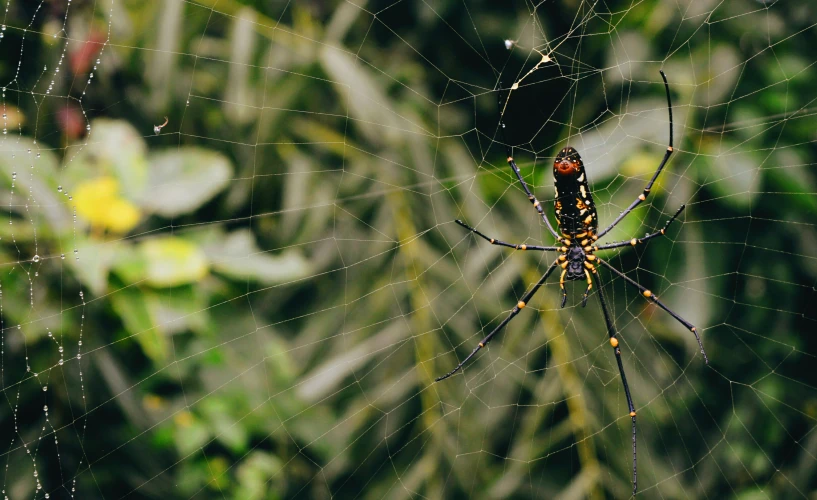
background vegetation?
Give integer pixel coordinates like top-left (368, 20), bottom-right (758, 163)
top-left (1, 0), bottom-right (816, 498)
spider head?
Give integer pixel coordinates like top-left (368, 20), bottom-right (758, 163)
top-left (554, 147), bottom-right (583, 177)
top-left (565, 244), bottom-right (586, 279)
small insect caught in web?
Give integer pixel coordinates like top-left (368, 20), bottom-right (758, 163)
top-left (153, 116), bottom-right (169, 135)
top-left (504, 39), bottom-right (517, 50)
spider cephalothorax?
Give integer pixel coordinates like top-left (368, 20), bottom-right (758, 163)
top-left (438, 71), bottom-right (709, 496)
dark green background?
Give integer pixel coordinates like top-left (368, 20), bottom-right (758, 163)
top-left (1, 0), bottom-right (816, 498)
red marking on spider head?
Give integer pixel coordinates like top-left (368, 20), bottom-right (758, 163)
top-left (554, 147), bottom-right (583, 176)
top-left (554, 159), bottom-right (580, 176)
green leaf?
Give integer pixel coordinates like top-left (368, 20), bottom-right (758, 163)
top-left (201, 398), bottom-right (249, 454)
top-left (67, 118), bottom-right (149, 200)
top-left (140, 237), bottom-right (209, 287)
top-left (173, 412), bottom-right (210, 456)
top-left (69, 237), bottom-right (123, 296)
top-left (234, 452), bottom-right (283, 500)
top-left (111, 244), bottom-right (148, 284)
top-left (140, 148), bottom-right (232, 217)
top-left (145, 287), bottom-right (209, 336)
top-left (0, 136), bottom-right (71, 232)
top-left (110, 287), bottom-right (168, 363)
top-left (205, 230), bottom-right (312, 285)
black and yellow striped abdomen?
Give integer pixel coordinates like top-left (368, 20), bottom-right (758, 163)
top-left (553, 147), bottom-right (597, 239)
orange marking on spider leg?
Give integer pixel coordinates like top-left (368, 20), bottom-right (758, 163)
top-left (517, 301), bottom-right (526, 309)
top-left (630, 239), bottom-right (637, 246)
top-left (479, 342), bottom-right (485, 348)
top-left (520, 244), bottom-right (527, 250)
top-left (638, 194), bottom-right (646, 201)
top-left (610, 337), bottom-right (619, 348)
top-left (507, 157), bottom-right (514, 162)
top-left (630, 411), bottom-right (637, 417)
top-left (643, 290), bottom-right (652, 298)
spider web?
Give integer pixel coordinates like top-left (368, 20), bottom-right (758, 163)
top-left (1, 0), bottom-right (816, 498)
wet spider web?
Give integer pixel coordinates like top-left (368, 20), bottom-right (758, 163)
top-left (1, 0), bottom-right (816, 498)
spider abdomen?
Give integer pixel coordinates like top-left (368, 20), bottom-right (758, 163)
top-left (553, 147), bottom-right (598, 239)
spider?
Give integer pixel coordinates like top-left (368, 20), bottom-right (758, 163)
top-left (436, 71), bottom-right (708, 495)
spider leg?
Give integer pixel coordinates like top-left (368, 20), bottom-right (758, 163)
top-left (596, 205), bottom-right (685, 251)
top-left (597, 257), bottom-right (708, 364)
top-left (455, 219), bottom-right (560, 252)
top-left (559, 268), bottom-right (568, 308)
top-left (435, 258), bottom-right (560, 382)
top-left (497, 83), bottom-right (564, 243)
top-left (596, 272), bottom-right (638, 496)
top-left (597, 71), bottom-right (674, 240)
top-left (581, 268), bottom-right (593, 307)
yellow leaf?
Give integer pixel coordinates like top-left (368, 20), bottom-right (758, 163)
top-left (141, 237), bottom-right (208, 287)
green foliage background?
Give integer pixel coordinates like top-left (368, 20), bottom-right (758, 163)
top-left (1, 0), bottom-right (816, 498)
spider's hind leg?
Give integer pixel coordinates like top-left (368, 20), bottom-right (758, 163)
top-left (596, 272), bottom-right (639, 495)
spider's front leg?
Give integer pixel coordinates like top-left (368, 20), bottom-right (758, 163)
top-left (597, 70), bottom-right (675, 240)
top-left (596, 204), bottom-right (685, 251)
top-left (454, 219), bottom-right (561, 252)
